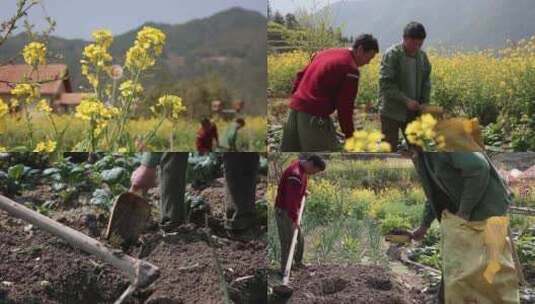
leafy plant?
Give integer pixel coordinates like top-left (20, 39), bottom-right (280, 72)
top-left (380, 214), bottom-right (412, 235)
top-left (517, 234), bottom-right (535, 265)
top-left (410, 245), bottom-right (442, 270)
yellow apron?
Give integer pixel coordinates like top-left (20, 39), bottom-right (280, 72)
top-left (441, 210), bottom-right (520, 304)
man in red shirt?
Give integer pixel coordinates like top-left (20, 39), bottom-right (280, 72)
top-left (275, 154), bottom-right (326, 274)
top-left (280, 34), bottom-right (379, 152)
top-left (196, 118), bottom-right (219, 154)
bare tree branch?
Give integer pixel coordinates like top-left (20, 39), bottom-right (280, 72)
top-left (0, 0), bottom-right (38, 47)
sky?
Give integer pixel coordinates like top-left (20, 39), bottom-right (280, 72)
top-left (1, 0), bottom-right (267, 40)
top-left (270, 0), bottom-right (333, 14)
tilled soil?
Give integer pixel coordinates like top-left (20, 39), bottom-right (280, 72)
top-left (140, 229), bottom-right (226, 304)
top-left (0, 176), bottom-right (267, 304)
top-left (0, 211), bottom-right (136, 304)
top-left (217, 239), bottom-right (267, 304)
top-left (269, 264), bottom-right (425, 304)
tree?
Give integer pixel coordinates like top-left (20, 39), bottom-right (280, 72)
top-left (285, 13), bottom-right (299, 29)
top-left (267, 0), bottom-right (273, 21)
top-left (273, 11), bottom-right (285, 25)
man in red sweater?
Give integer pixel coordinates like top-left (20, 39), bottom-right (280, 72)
top-left (275, 154), bottom-right (326, 274)
top-left (196, 118), bottom-right (219, 154)
top-left (280, 34), bottom-right (379, 152)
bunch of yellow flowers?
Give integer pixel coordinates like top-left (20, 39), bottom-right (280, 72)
top-left (405, 114), bottom-right (446, 151)
top-left (11, 83), bottom-right (40, 103)
top-left (152, 95), bottom-right (186, 120)
top-left (136, 26), bottom-right (166, 54)
top-left (81, 29), bottom-right (114, 89)
top-left (33, 140), bottom-right (56, 152)
top-left (119, 80), bottom-right (144, 98)
top-left (92, 29), bottom-right (113, 49)
top-left (75, 96), bottom-right (119, 134)
top-left (82, 44), bottom-right (112, 69)
top-left (22, 42), bottom-right (47, 66)
top-left (345, 130), bottom-right (391, 152)
top-left (126, 26), bottom-right (166, 71)
top-left (36, 99), bottom-right (52, 113)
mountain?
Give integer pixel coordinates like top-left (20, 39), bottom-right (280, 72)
top-left (324, 0), bottom-right (535, 49)
top-left (0, 8), bottom-right (267, 115)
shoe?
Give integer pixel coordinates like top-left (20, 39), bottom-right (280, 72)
top-left (159, 220), bottom-right (184, 233)
top-left (226, 227), bottom-right (259, 241)
top-left (293, 262), bottom-right (309, 269)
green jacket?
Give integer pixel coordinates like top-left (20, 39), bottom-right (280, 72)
top-left (379, 44), bottom-right (432, 122)
top-left (220, 122), bottom-right (240, 151)
top-left (416, 153), bottom-right (512, 227)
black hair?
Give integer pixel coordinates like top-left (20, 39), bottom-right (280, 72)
top-left (235, 118), bottom-right (245, 126)
top-left (403, 22), bottom-right (426, 39)
top-left (352, 34), bottom-right (379, 53)
top-left (306, 154), bottom-right (326, 171)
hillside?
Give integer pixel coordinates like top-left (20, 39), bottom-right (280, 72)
top-left (0, 7), bottom-right (267, 115)
top-left (324, 0), bottom-right (535, 49)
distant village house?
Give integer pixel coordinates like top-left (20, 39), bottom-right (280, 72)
top-left (0, 64), bottom-right (83, 113)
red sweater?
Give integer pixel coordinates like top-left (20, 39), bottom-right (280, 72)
top-left (290, 48), bottom-right (360, 138)
top-left (196, 124), bottom-right (218, 153)
top-left (275, 160), bottom-right (308, 223)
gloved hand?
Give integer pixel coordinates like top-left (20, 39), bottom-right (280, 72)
top-left (130, 165), bottom-right (157, 192)
top-left (411, 225), bottom-right (429, 241)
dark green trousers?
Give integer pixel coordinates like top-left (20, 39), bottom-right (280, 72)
top-left (159, 153), bottom-right (189, 225)
top-left (275, 208), bottom-right (303, 273)
top-left (280, 109), bottom-right (340, 152)
top-left (158, 152), bottom-right (259, 229)
top-left (223, 153), bottom-right (259, 230)
top-left (380, 113), bottom-right (418, 151)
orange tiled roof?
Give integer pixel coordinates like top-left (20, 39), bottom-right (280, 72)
top-left (0, 64), bottom-right (70, 95)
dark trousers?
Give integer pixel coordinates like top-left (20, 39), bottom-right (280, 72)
top-left (223, 153), bottom-right (260, 230)
top-left (159, 152), bottom-right (259, 231)
top-left (275, 208), bottom-right (303, 273)
top-left (159, 153), bottom-right (189, 224)
top-left (380, 115), bottom-right (410, 151)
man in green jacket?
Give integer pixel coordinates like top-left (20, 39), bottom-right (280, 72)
top-left (379, 22), bottom-right (432, 150)
top-left (130, 152), bottom-right (260, 233)
top-left (410, 152), bottom-right (513, 303)
top-left (220, 118), bottom-right (245, 152)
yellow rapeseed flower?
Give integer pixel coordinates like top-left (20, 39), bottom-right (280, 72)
top-left (420, 113), bottom-right (437, 130)
top-left (405, 114), bottom-right (441, 151)
top-left (92, 29), bottom-right (113, 49)
top-left (119, 80), bottom-right (143, 98)
top-left (36, 99), bottom-right (52, 113)
top-left (75, 96), bottom-right (119, 121)
top-left (82, 44), bottom-right (112, 68)
top-left (125, 45), bottom-right (155, 71)
top-left (156, 95), bottom-right (186, 119)
top-left (0, 98), bottom-right (8, 118)
top-left (11, 83), bottom-right (40, 102)
top-left (135, 26), bottom-right (166, 54)
top-left (22, 42), bottom-right (46, 66)
top-left (34, 140), bottom-right (56, 152)
top-left (125, 26), bottom-right (166, 71)
top-left (345, 129), bottom-right (391, 152)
